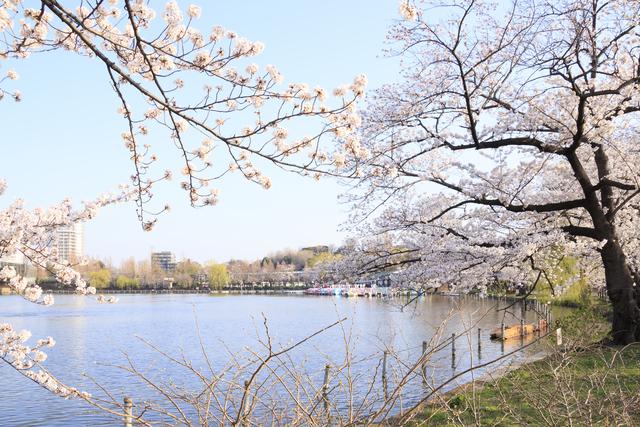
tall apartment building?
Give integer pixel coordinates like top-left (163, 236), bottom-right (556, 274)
top-left (151, 251), bottom-right (176, 274)
top-left (56, 223), bottom-right (84, 263)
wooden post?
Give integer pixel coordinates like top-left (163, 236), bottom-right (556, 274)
top-left (322, 364), bottom-right (330, 411)
top-left (477, 328), bottom-right (482, 359)
top-left (520, 319), bottom-right (525, 337)
top-left (421, 340), bottom-right (427, 382)
top-left (556, 328), bottom-right (562, 346)
top-left (451, 333), bottom-right (456, 368)
top-left (382, 350), bottom-right (388, 383)
top-left (382, 350), bottom-right (389, 399)
top-left (123, 397), bottom-right (132, 427)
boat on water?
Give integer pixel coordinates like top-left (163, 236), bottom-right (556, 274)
top-left (303, 284), bottom-right (339, 295)
top-left (303, 283), bottom-right (379, 297)
top-left (490, 319), bottom-right (549, 340)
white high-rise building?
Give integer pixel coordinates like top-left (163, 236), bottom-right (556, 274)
top-left (56, 223), bottom-right (84, 262)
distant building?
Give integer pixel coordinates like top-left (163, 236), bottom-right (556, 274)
top-left (194, 272), bottom-right (209, 286)
top-left (56, 223), bottom-right (84, 262)
top-left (0, 252), bottom-right (36, 286)
top-left (151, 251), bottom-right (176, 274)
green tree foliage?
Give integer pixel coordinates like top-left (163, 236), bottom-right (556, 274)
top-left (306, 252), bottom-right (340, 268)
top-left (115, 275), bottom-right (140, 289)
top-left (531, 246), bottom-right (592, 307)
top-left (174, 259), bottom-right (202, 289)
top-left (87, 269), bottom-right (112, 289)
top-left (208, 263), bottom-right (230, 290)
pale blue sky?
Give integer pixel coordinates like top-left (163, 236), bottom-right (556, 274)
top-left (1, 1), bottom-right (401, 264)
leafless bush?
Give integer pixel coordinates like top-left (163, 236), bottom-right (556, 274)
top-left (65, 301), bottom-right (561, 426)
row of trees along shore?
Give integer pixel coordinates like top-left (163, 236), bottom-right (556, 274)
top-left (33, 246), bottom-right (340, 290)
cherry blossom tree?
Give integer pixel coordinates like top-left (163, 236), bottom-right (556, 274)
top-left (0, 0), bottom-right (366, 396)
top-left (346, 0), bottom-right (640, 343)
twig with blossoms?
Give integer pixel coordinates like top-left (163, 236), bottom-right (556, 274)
top-left (342, 0), bottom-right (640, 344)
top-left (1, 0), bottom-right (368, 229)
top-left (0, 179), bottom-right (133, 392)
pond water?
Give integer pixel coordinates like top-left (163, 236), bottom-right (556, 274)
top-left (0, 294), bottom-right (551, 425)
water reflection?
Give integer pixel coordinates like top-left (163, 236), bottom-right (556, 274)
top-left (0, 294), bottom-right (551, 425)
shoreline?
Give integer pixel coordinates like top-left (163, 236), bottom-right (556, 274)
top-left (382, 341), bottom-right (552, 425)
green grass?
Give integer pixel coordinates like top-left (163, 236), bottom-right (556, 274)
top-left (403, 308), bottom-right (640, 426)
top-left (409, 344), bottom-right (640, 426)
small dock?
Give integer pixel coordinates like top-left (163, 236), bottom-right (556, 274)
top-left (490, 319), bottom-right (548, 341)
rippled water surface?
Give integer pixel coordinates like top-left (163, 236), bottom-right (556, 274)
top-left (0, 294), bottom-right (548, 425)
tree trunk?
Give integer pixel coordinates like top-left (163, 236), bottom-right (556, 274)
top-left (601, 241), bottom-right (640, 344)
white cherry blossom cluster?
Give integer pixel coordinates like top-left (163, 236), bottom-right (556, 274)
top-left (341, 0), bottom-right (640, 310)
top-left (0, 0), bottom-right (371, 398)
top-left (1, 0), bottom-right (366, 228)
top-left (0, 321), bottom-right (89, 398)
top-left (0, 179), bottom-right (132, 393)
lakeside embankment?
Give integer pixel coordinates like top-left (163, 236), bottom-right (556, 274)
top-left (44, 288), bottom-right (305, 295)
top-left (401, 343), bottom-right (640, 426)
top-left (7, 287), bottom-right (447, 297)
top-left (383, 304), bottom-right (639, 426)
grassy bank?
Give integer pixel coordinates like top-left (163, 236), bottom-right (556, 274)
top-left (397, 306), bottom-right (640, 426)
top-left (408, 344), bottom-right (640, 425)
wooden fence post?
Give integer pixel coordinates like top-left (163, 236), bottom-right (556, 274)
top-left (451, 333), bottom-right (456, 368)
top-left (382, 350), bottom-right (389, 399)
top-left (322, 364), bottom-right (330, 411)
top-left (382, 350), bottom-right (388, 384)
top-left (421, 340), bottom-right (427, 382)
top-left (123, 397), bottom-right (132, 427)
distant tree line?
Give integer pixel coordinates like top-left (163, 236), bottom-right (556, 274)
top-left (34, 245), bottom-right (342, 290)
